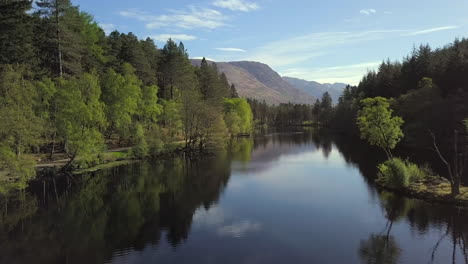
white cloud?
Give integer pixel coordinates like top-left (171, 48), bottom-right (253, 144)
top-left (244, 30), bottom-right (407, 68)
top-left (150, 34), bottom-right (197, 43)
top-left (359, 8), bottom-right (376, 15)
top-left (213, 0), bottom-right (259, 12)
top-left (216, 47), bottom-right (247, 52)
top-left (403, 25), bottom-right (458, 36)
top-left (99, 23), bottom-right (115, 35)
top-left (120, 7), bottom-right (226, 30)
top-left (280, 61), bottom-right (381, 85)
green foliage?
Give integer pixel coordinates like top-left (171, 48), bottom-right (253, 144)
top-left (101, 65), bottom-right (141, 139)
top-left (223, 98), bottom-right (253, 135)
top-left (378, 158), bottom-right (410, 188)
top-left (145, 125), bottom-right (165, 156)
top-left (131, 124), bottom-right (148, 158)
top-left (56, 73), bottom-right (106, 163)
top-left (160, 99), bottom-right (182, 138)
top-left (319, 92), bottom-right (333, 126)
top-left (0, 0), bottom-right (37, 66)
top-left (357, 97), bottom-right (404, 158)
top-left (377, 158), bottom-right (438, 188)
top-left (0, 145), bottom-right (36, 194)
top-left (139, 85), bottom-right (163, 127)
top-left (0, 65), bottom-right (43, 156)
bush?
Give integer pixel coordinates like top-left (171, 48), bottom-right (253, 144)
top-left (378, 158), bottom-right (439, 188)
top-left (378, 158), bottom-right (410, 188)
top-left (131, 124), bottom-right (148, 158)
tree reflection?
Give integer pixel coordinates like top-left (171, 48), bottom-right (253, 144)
top-left (0, 154), bottom-right (232, 263)
top-left (374, 191), bottom-right (468, 264)
top-left (359, 234), bottom-right (401, 264)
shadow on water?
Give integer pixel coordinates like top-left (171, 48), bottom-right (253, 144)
top-left (0, 129), bottom-right (467, 263)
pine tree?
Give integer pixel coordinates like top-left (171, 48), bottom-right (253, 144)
top-left (0, 0), bottom-right (37, 66)
top-left (36, 0), bottom-right (85, 77)
top-left (230, 84), bottom-right (239, 98)
top-left (158, 39), bottom-right (196, 99)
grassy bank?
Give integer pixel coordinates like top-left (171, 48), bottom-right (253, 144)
top-left (35, 141), bottom-right (186, 175)
top-left (375, 178), bottom-right (468, 207)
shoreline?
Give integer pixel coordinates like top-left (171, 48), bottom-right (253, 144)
top-left (35, 143), bottom-right (188, 176)
top-left (375, 180), bottom-right (468, 207)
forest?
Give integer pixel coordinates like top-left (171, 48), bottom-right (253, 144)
top-left (0, 0), bottom-right (253, 194)
top-left (1, 0), bottom-right (468, 199)
top-left (330, 40), bottom-right (468, 195)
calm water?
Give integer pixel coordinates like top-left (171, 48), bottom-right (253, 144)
top-left (2, 131), bottom-right (468, 264)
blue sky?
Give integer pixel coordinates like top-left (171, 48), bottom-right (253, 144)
top-left (66, 0), bottom-right (467, 84)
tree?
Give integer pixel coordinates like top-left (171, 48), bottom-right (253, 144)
top-left (55, 73), bottom-right (106, 168)
top-left (0, 0), bottom-right (37, 66)
top-left (197, 58), bottom-right (229, 103)
top-left (0, 65), bottom-right (41, 190)
top-left (430, 119), bottom-right (468, 196)
top-left (230, 84), bottom-right (239, 98)
top-left (158, 39), bottom-right (195, 100)
top-left (223, 98), bottom-right (253, 135)
top-left (139, 85), bottom-right (163, 129)
top-left (100, 64), bottom-right (141, 140)
top-left (357, 97), bottom-right (404, 159)
top-left (319, 92), bottom-right (333, 126)
top-left (35, 0), bottom-right (89, 77)
top-left (0, 65), bottom-right (43, 157)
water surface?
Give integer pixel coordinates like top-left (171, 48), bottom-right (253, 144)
top-left (1, 131), bottom-right (467, 264)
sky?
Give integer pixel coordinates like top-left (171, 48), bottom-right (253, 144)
top-left (65, 0), bottom-right (467, 85)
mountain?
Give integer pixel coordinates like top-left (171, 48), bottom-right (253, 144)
top-left (191, 59), bottom-right (315, 104)
top-left (282, 76), bottom-right (347, 103)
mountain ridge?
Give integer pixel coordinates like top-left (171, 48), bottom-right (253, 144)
top-left (191, 59), bottom-right (347, 105)
top-left (282, 76), bottom-right (347, 103)
top-left (191, 59), bottom-right (315, 104)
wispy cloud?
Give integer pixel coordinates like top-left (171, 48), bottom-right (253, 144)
top-left (213, 0), bottom-right (259, 12)
top-left (384, 11), bottom-right (392, 15)
top-left (216, 47), bottom-right (247, 52)
top-left (359, 8), bottom-right (376, 15)
top-left (99, 23), bottom-right (115, 35)
top-left (403, 25), bottom-right (458, 36)
top-left (281, 61), bottom-right (381, 85)
top-left (150, 34), bottom-right (197, 43)
top-left (120, 7), bottom-right (226, 30)
top-left (245, 30), bottom-right (407, 68)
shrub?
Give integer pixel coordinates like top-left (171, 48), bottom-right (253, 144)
top-left (406, 162), bottom-right (425, 183)
top-left (378, 158), bottom-right (440, 188)
top-left (378, 158), bottom-right (409, 188)
top-left (131, 124), bottom-right (148, 158)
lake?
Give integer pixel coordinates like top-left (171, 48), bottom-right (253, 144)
top-left (1, 130), bottom-right (467, 264)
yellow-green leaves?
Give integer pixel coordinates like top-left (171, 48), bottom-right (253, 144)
top-left (223, 98), bottom-right (254, 136)
top-left (357, 97), bottom-right (404, 158)
top-left (56, 72), bottom-right (106, 163)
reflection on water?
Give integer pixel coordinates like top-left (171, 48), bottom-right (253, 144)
top-left (0, 130), bottom-right (468, 264)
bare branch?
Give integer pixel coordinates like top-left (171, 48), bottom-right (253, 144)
top-left (429, 130), bottom-right (450, 166)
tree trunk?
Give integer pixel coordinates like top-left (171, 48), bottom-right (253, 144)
top-left (55, 0), bottom-right (63, 78)
top-left (430, 130), bottom-right (460, 196)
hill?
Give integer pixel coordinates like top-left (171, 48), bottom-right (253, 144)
top-left (282, 76), bottom-right (347, 103)
top-left (191, 59), bottom-right (315, 104)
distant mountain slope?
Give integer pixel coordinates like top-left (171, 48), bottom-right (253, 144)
top-left (283, 76), bottom-right (347, 103)
top-left (191, 59), bottom-right (315, 104)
